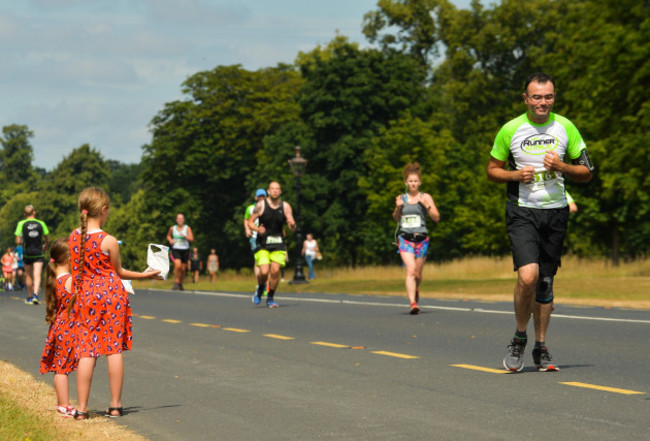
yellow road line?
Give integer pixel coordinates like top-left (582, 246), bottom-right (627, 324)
top-left (223, 327), bottom-right (250, 333)
top-left (371, 351), bottom-right (419, 360)
top-left (559, 382), bottom-right (645, 395)
top-left (311, 341), bottom-right (349, 348)
top-left (162, 319), bottom-right (181, 324)
top-left (451, 364), bottom-right (509, 374)
top-left (264, 334), bottom-right (295, 340)
top-left (190, 323), bottom-right (212, 328)
top-left (138, 315), bottom-right (156, 320)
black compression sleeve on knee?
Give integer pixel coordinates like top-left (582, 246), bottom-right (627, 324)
top-left (535, 276), bottom-right (554, 304)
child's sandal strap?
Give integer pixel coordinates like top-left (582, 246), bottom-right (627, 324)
top-left (73, 411), bottom-right (89, 420)
top-left (104, 407), bottom-right (123, 417)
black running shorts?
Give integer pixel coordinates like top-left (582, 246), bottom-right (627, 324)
top-left (506, 204), bottom-right (569, 277)
top-left (23, 256), bottom-right (44, 265)
top-left (171, 248), bottom-right (190, 264)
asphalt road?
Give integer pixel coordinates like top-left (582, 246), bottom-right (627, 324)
top-left (1, 287), bottom-right (649, 440)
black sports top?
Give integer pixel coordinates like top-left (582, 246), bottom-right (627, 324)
top-left (256, 199), bottom-right (287, 251)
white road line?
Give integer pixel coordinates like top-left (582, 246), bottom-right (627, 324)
top-left (148, 289), bottom-right (650, 324)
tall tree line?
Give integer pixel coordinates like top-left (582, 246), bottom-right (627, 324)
top-left (1, 0), bottom-right (647, 269)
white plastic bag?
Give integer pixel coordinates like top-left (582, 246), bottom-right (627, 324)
top-left (122, 279), bottom-right (135, 295)
top-left (146, 244), bottom-right (169, 280)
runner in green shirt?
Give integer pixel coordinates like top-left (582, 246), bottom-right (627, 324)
top-left (487, 72), bottom-right (594, 372)
top-left (15, 204), bottom-right (50, 304)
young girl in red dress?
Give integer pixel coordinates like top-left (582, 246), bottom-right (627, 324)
top-left (40, 237), bottom-right (76, 417)
top-left (68, 187), bottom-right (160, 420)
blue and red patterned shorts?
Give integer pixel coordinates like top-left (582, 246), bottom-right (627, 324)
top-left (398, 236), bottom-right (429, 258)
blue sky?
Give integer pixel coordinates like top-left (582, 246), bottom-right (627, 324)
top-left (0, 0), bottom-right (472, 170)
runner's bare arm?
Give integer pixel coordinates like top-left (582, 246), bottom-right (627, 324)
top-left (248, 200), bottom-right (264, 232)
top-left (283, 202), bottom-right (297, 232)
top-left (393, 195), bottom-right (405, 222)
top-left (103, 235), bottom-right (160, 280)
top-left (487, 156), bottom-right (534, 183)
top-left (424, 194), bottom-right (441, 222)
top-left (244, 214), bottom-right (252, 237)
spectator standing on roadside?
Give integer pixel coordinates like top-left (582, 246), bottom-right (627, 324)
top-left (68, 187), bottom-right (160, 420)
top-left (189, 247), bottom-right (202, 283)
top-left (301, 233), bottom-right (320, 280)
top-left (40, 237), bottom-right (77, 418)
top-left (207, 249), bottom-right (219, 283)
top-left (2, 247), bottom-right (15, 290)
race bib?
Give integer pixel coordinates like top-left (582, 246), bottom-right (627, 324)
top-left (401, 215), bottom-right (422, 229)
top-left (266, 235), bottom-right (283, 245)
top-left (525, 170), bottom-right (558, 193)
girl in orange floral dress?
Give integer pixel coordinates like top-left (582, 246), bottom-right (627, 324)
top-left (68, 187), bottom-right (160, 420)
top-left (40, 238), bottom-right (76, 417)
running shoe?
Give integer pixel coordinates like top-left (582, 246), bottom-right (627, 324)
top-left (409, 303), bottom-right (420, 315)
top-left (56, 406), bottom-right (75, 418)
top-left (267, 299), bottom-right (279, 308)
top-left (24, 297), bottom-right (33, 305)
top-left (171, 283), bottom-right (180, 290)
top-left (31, 295), bottom-right (40, 305)
top-left (532, 346), bottom-right (559, 372)
top-left (503, 337), bottom-right (527, 372)
top-left (252, 291), bottom-right (261, 305)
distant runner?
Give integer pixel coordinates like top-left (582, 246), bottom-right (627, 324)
top-left (247, 182), bottom-right (296, 308)
top-left (393, 163), bottom-right (440, 315)
top-left (244, 189), bottom-right (267, 295)
top-left (167, 213), bottom-right (194, 291)
top-left (15, 204), bottom-right (49, 304)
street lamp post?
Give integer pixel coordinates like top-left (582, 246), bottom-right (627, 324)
top-left (288, 146), bottom-right (308, 284)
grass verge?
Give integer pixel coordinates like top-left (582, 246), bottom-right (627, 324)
top-left (0, 361), bottom-right (150, 441)
top-left (134, 256), bottom-right (650, 309)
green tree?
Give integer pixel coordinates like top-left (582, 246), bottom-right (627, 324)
top-left (362, 0), bottom-right (455, 67)
top-left (0, 124), bottom-right (34, 183)
top-left (0, 124), bottom-right (41, 204)
top-left (296, 39), bottom-right (428, 265)
top-left (534, 0), bottom-right (650, 262)
top-left (141, 64), bottom-right (303, 268)
top-left (107, 160), bottom-right (141, 205)
top-left (47, 144), bottom-right (111, 196)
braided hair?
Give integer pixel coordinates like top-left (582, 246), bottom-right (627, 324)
top-left (67, 187), bottom-right (111, 315)
top-left (45, 238), bottom-right (70, 325)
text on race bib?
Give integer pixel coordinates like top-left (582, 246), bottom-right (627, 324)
top-left (400, 215), bottom-right (422, 229)
top-left (525, 170), bottom-right (558, 192)
top-left (266, 236), bottom-right (283, 245)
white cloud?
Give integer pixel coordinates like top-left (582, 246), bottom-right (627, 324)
top-left (142, 0), bottom-right (252, 27)
top-left (3, 0), bottom-right (479, 171)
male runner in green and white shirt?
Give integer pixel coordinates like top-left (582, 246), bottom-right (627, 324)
top-left (487, 72), bottom-right (594, 372)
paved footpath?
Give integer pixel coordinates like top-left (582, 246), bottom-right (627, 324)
top-left (1, 288), bottom-right (648, 440)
